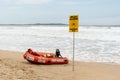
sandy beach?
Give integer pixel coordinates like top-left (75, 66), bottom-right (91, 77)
top-left (0, 50), bottom-right (120, 80)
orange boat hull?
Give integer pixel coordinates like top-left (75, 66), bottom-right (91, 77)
top-left (23, 52), bottom-right (69, 64)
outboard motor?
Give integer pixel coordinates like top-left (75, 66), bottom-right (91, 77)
top-left (55, 49), bottom-right (62, 57)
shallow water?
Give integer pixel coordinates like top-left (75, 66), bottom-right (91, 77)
top-left (0, 25), bottom-right (120, 64)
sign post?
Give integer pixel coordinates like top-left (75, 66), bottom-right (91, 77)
top-left (69, 15), bottom-right (79, 71)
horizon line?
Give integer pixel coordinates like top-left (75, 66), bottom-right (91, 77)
top-left (0, 23), bottom-right (120, 26)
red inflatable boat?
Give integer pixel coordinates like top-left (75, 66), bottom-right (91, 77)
top-left (23, 51), bottom-right (69, 64)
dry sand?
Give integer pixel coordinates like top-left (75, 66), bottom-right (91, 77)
top-left (0, 50), bottom-right (120, 80)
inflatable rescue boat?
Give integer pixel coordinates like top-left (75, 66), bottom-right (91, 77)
top-left (23, 51), bottom-right (69, 64)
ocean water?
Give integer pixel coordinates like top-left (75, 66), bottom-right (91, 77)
top-left (0, 25), bottom-right (120, 64)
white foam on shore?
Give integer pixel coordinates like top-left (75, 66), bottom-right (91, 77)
top-left (0, 25), bottom-right (120, 64)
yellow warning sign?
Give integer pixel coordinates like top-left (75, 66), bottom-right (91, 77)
top-left (69, 15), bottom-right (79, 32)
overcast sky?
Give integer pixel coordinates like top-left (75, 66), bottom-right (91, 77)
top-left (0, 0), bottom-right (120, 25)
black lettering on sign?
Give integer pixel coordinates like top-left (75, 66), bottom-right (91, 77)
top-left (70, 16), bottom-right (78, 20)
top-left (70, 28), bottom-right (78, 30)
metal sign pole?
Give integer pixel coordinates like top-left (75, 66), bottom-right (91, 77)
top-left (73, 32), bottom-right (75, 71)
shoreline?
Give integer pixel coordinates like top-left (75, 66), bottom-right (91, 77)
top-left (0, 49), bottom-right (120, 80)
top-left (1, 49), bottom-right (119, 66)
